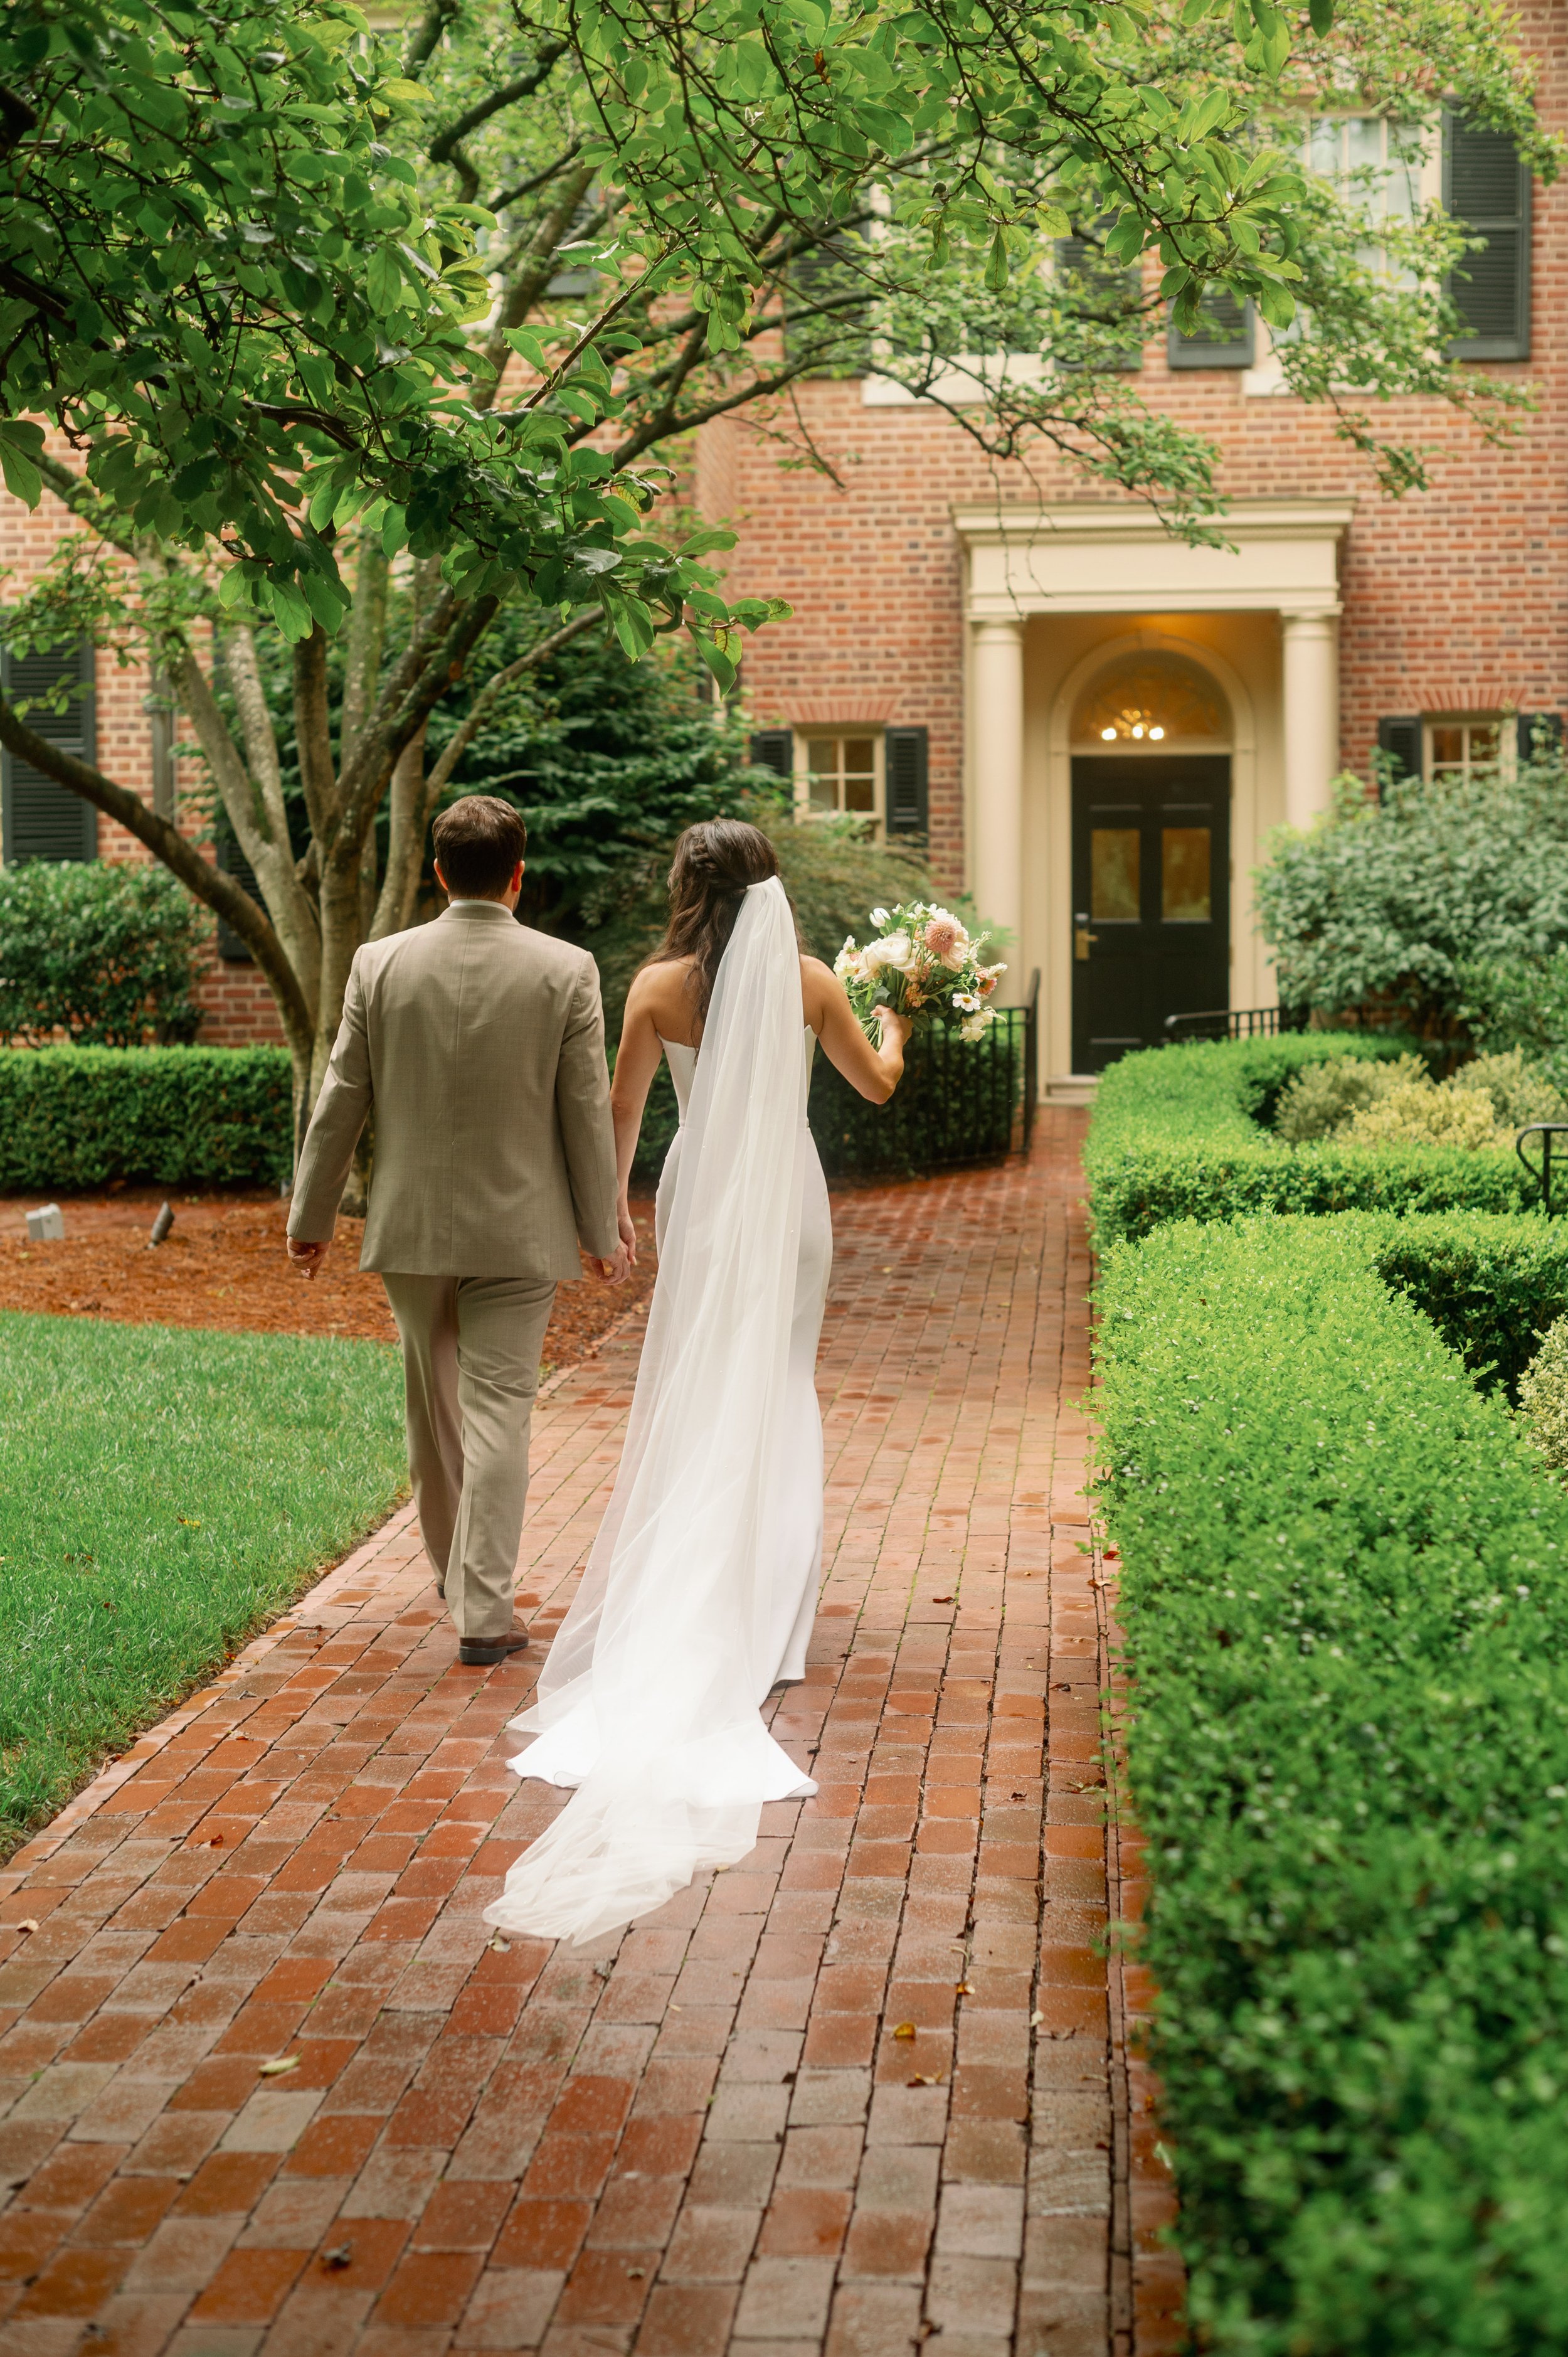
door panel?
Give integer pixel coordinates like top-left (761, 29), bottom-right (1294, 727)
top-left (1071, 756), bottom-right (1230, 1071)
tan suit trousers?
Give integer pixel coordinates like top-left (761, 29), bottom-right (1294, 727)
top-left (382, 1273), bottom-right (557, 1646)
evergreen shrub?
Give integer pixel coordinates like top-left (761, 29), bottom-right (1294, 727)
top-left (0, 863), bottom-right (206, 1046)
top-left (0, 1046), bottom-right (291, 1192)
top-left (1098, 1210), bottom-right (1568, 2352)
top-left (1086, 1036), bottom-right (1539, 1243)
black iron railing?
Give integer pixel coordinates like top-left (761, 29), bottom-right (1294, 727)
top-left (810, 967), bottom-right (1041, 1179)
top-left (1516, 1123), bottom-right (1568, 1216)
top-left (1163, 1004), bottom-right (1308, 1045)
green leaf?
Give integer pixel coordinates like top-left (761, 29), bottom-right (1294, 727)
top-left (0, 422), bottom-right (44, 509)
top-left (1308, 0), bottom-right (1333, 29)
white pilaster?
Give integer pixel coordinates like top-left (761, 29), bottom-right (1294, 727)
top-left (1280, 609), bottom-right (1341, 829)
top-left (970, 617), bottom-right (1025, 997)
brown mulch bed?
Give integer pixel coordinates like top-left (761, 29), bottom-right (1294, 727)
top-left (0, 1184), bottom-right (659, 1372)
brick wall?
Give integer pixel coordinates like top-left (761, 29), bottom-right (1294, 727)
top-left (707, 0), bottom-right (1567, 902)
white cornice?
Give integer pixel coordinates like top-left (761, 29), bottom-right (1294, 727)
top-left (952, 497), bottom-right (1354, 619)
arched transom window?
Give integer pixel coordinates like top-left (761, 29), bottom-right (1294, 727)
top-left (1073, 649), bottom-right (1230, 745)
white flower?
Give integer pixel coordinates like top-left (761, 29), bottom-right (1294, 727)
top-left (869, 907), bottom-right (890, 929)
top-left (959, 1008), bottom-right (998, 1043)
top-left (951, 989), bottom-right (981, 1013)
top-left (864, 930), bottom-right (911, 972)
top-left (834, 938), bottom-right (858, 981)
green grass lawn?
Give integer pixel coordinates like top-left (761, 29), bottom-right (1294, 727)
top-left (0, 1312), bottom-right (406, 1850)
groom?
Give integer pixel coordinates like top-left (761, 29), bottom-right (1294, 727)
top-left (285, 795), bottom-right (628, 1665)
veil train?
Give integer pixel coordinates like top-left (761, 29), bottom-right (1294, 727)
top-left (484, 877), bottom-right (817, 1945)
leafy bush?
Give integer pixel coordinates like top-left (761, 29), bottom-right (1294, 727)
top-left (1256, 757), bottom-right (1568, 1036)
top-left (1519, 1319), bottom-right (1568, 1472)
top-left (1084, 1035), bottom-right (1540, 1243)
top-left (1358, 1210), bottom-right (1568, 1398)
top-left (1274, 1051), bottom-right (1416, 1142)
top-left (1097, 1210), bottom-right (1568, 2353)
top-left (1459, 949), bottom-right (1568, 1098)
top-left (0, 862), bottom-right (206, 1047)
top-left (1451, 1046), bottom-right (1568, 1129)
top-left (0, 1046), bottom-right (291, 1191)
top-left (1345, 1074), bottom-right (1501, 1149)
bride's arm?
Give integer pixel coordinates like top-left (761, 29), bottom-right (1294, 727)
top-left (802, 957), bottom-right (911, 1103)
top-left (607, 969), bottom-right (669, 1248)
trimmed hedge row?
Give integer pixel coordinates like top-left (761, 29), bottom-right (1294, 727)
top-left (1086, 1035), bottom-right (1539, 1244)
top-left (0, 1047), bottom-right (293, 1192)
top-left (1098, 1210), bottom-right (1568, 2353)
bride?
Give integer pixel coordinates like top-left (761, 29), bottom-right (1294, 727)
top-left (484, 819), bottom-right (911, 1945)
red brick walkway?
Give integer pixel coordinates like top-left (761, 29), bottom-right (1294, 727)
top-left (0, 1111), bottom-right (1175, 2357)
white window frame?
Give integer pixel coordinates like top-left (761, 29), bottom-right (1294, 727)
top-left (1424, 713), bottom-right (1515, 784)
top-left (792, 730), bottom-right (886, 834)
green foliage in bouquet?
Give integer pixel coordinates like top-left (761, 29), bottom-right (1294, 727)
top-left (1097, 1209), bottom-right (1568, 2351)
top-left (834, 900), bottom-right (1005, 1040)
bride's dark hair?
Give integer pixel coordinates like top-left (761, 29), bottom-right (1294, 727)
top-left (652, 819), bottom-right (797, 1023)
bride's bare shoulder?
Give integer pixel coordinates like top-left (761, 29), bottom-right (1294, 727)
top-left (628, 957), bottom-right (697, 1035)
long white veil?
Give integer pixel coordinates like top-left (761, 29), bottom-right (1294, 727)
top-left (484, 876), bottom-right (817, 1945)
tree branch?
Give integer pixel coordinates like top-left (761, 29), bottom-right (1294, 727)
top-left (292, 624), bottom-right (339, 843)
top-left (428, 42), bottom-right (568, 168)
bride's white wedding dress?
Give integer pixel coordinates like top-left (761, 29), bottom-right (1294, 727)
top-left (483, 878), bottom-right (832, 1945)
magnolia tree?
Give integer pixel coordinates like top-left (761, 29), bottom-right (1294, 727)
top-left (0, 0), bottom-right (1554, 1144)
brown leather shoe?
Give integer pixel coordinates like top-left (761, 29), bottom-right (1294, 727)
top-left (458, 1628), bottom-right (531, 1668)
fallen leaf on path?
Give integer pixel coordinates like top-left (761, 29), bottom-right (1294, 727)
top-left (892, 2022), bottom-right (916, 2040)
top-left (907, 2072), bottom-right (945, 2087)
top-left (258, 2055), bottom-right (300, 2077)
top-left (14, 1919), bottom-right (38, 1935)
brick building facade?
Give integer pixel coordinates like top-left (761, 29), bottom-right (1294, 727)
top-left (1, 14), bottom-right (1564, 1084)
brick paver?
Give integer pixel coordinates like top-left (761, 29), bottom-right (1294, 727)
top-left (0, 1110), bottom-right (1174, 2357)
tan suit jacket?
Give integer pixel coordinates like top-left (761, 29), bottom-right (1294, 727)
top-left (288, 900), bottom-right (620, 1278)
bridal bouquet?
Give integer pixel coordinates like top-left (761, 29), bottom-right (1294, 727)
top-left (834, 900), bottom-right (1005, 1042)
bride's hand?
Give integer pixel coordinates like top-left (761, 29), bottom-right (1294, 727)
top-left (617, 1205), bottom-right (638, 1267)
top-left (875, 1007), bottom-right (913, 1048)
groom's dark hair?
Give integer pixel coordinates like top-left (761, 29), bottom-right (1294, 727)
top-left (433, 795), bottom-right (528, 898)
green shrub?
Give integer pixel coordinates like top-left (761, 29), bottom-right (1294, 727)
top-left (0, 1046), bottom-right (291, 1191)
top-left (1345, 1074), bottom-right (1502, 1149)
top-left (1084, 1035), bottom-right (1540, 1243)
top-left (1453, 1038), bottom-right (1568, 1127)
top-left (1518, 1318), bottom-right (1568, 1473)
top-left (1097, 1210), bottom-right (1568, 2353)
top-left (1459, 948), bottom-right (1568, 1090)
top-left (1357, 1210), bottom-right (1568, 1397)
top-left (1255, 755), bottom-right (1568, 1035)
top-left (0, 862), bottom-right (206, 1046)
top-left (1274, 1051), bottom-right (1416, 1142)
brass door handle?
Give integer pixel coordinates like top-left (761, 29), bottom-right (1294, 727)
top-left (1074, 926), bottom-right (1098, 962)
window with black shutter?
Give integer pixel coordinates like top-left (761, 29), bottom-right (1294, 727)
top-left (1053, 231), bottom-right (1143, 371)
top-left (1168, 287), bottom-right (1255, 370)
top-left (785, 229), bottom-right (871, 376)
top-left (1519, 712), bottom-right (1563, 763)
top-left (748, 729), bottom-right (793, 782)
top-left (884, 726), bottom-right (928, 838)
top-left (1444, 112), bottom-right (1531, 360)
top-left (215, 831), bottom-right (261, 962)
top-left (0, 640), bottom-right (97, 862)
top-left (1376, 715), bottom-right (1422, 785)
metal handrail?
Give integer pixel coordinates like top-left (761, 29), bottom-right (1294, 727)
top-left (1163, 1005), bottom-right (1306, 1044)
top-left (1021, 967), bottom-right (1040, 1154)
top-left (1515, 1122), bottom-right (1568, 1217)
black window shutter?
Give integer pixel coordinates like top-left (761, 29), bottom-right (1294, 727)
top-left (1444, 112), bottom-right (1531, 360)
top-left (1377, 715), bottom-right (1423, 786)
top-left (1518, 711), bottom-right (1563, 763)
top-left (1168, 287), bottom-right (1255, 370)
top-left (884, 726), bottom-right (929, 837)
top-left (1, 639), bottom-right (97, 861)
top-left (216, 831), bottom-right (260, 962)
top-left (749, 729), bottom-right (794, 781)
top-left (1054, 231), bottom-right (1143, 371)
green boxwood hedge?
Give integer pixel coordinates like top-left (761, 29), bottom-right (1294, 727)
top-left (1098, 1210), bottom-right (1568, 2353)
top-left (0, 1046), bottom-right (292, 1192)
top-left (1086, 1036), bottom-right (1540, 1244)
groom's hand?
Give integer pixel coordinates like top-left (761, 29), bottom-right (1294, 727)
top-left (287, 1239), bottom-right (329, 1281)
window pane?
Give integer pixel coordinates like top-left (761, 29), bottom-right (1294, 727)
top-left (1162, 827), bottom-right (1211, 924)
top-left (1091, 828), bottom-right (1140, 922)
top-left (843, 737), bottom-right (875, 772)
top-left (1347, 116), bottom-right (1384, 186)
top-left (1309, 118), bottom-right (1341, 178)
top-left (1470, 724), bottom-right (1500, 763)
top-left (844, 775), bottom-right (876, 813)
top-left (807, 771), bottom-right (836, 811)
top-left (1430, 724), bottom-right (1464, 767)
top-left (806, 739), bottom-right (838, 778)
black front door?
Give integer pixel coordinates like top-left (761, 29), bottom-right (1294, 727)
top-left (1071, 755), bottom-right (1230, 1072)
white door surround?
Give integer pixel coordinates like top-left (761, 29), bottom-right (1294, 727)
top-left (953, 498), bottom-right (1353, 1077)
